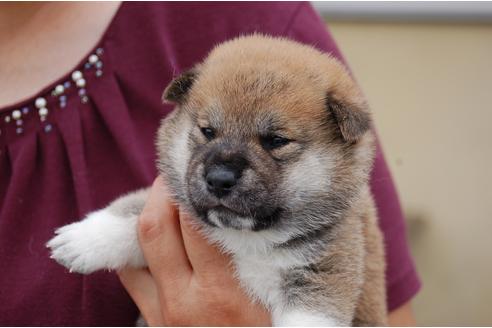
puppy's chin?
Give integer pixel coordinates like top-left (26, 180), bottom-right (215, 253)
top-left (203, 208), bottom-right (256, 230)
top-left (197, 207), bottom-right (282, 231)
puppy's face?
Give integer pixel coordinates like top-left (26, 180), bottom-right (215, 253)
top-left (158, 36), bottom-right (374, 234)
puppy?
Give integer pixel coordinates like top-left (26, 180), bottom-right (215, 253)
top-left (47, 35), bottom-right (387, 326)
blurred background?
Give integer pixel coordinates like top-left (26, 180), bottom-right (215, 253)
top-left (312, 1), bottom-right (492, 326)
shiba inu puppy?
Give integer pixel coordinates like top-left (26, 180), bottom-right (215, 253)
top-left (47, 35), bottom-right (387, 326)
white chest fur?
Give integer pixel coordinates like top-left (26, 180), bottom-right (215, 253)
top-left (207, 226), bottom-right (313, 309)
top-left (232, 249), bottom-right (339, 326)
top-left (205, 226), bottom-right (341, 326)
top-left (233, 253), bottom-right (285, 308)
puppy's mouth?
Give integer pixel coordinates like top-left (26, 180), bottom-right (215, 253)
top-left (198, 205), bottom-right (281, 231)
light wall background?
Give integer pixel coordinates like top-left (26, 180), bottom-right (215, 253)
top-left (325, 21), bottom-right (492, 326)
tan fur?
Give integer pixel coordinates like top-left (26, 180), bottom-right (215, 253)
top-left (280, 186), bottom-right (387, 326)
top-left (354, 189), bottom-right (388, 325)
top-left (185, 35), bottom-right (368, 147)
top-left (159, 35), bottom-right (387, 326)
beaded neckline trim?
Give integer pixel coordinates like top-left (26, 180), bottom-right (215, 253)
top-left (0, 47), bottom-right (104, 137)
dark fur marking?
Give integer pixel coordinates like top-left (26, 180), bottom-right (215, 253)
top-left (199, 210), bottom-right (218, 228)
top-left (204, 144), bottom-right (249, 175)
top-left (162, 69), bottom-right (197, 104)
top-left (325, 92), bottom-right (371, 143)
top-left (252, 208), bottom-right (282, 231)
top-left (275, 221), bottom-right (338, 250)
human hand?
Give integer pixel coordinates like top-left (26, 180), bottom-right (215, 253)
top-left (117, 176), bottom-right (271, 326)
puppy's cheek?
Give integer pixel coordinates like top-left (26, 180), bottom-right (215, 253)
top-left (281, 149), bottom-right (334, 203)
top-left (186, 162), bottom-right (215, 210)
top-left (187, 162), bottom-right (206, 195)
top-left (241, 159), bottom-right (280, 202)
top-left (169, 119), bottom-right (193, 183)
top-left (227, 168), bottom-right (275, 214)
top-left (352, 132), bottom-right (376, 177)
top-left (239, 168), bottom-right (262, 194)
top-left (241, 167), bottom-right (255, 184)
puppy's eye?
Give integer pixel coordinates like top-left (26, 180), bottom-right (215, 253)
top-left (200, 127), bottom-right (215, 140)
top-left (260, 135), bottom-right (291, 150)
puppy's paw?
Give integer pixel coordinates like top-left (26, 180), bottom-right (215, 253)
top-left (47, 209), bottom-right (144, 274)
top-left (47, 221), bottom-right (99, 274)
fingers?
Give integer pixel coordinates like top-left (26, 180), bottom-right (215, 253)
top-left (138, 175), bottom-right (232, 288)
top-left (118, 267), bottom-right (164, 326)
top-left (137, 176), bottom-right (192, 290)
top-left (179, 208), bottom-right (233, 282)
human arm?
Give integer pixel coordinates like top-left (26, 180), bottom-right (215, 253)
top-left (388, 301), bottom-right (417, 326)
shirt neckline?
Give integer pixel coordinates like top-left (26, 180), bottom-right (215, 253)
top-left (0, 2), bottom-right (124, 113)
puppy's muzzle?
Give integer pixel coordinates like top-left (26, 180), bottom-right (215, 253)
top-left (204, 148), bottom-right (248, 198)
top-left (205, 165), bottom-right (239, 198)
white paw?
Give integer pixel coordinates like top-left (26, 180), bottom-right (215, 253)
top-left (273, 309), bottom-right (341, 327)
top-left (46, 209), bottom-right (144, 274)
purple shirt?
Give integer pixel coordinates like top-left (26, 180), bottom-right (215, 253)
top-left (0, 2), bottom-right (420, 325)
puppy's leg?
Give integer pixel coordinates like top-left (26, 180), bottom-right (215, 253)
top-left (273, 214), bottom-right (367, 326)
top-left (352, 204), bottom-right (388, 326)
top-left (47, 189), bottom-right (149, 274)
top-left (273, 266), bottom-right (362, 327)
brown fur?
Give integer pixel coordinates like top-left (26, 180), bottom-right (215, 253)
top-left (158, 34), bottom-right (387, 325)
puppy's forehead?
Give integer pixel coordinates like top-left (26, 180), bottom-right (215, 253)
top-left (190, 66), bottom-right (327, 130)
top-left (186, 35), bottom-right (356, 134)
top-left (192, 93), bottom-right (325, 139)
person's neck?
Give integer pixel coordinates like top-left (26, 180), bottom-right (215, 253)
top-left (0, 2), bottom-right (121, 108)
top-left (0, 3), bottom-right (54, 38)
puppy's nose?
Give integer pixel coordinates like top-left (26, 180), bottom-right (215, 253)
top-left (205, 166), bottom-right (238, 198)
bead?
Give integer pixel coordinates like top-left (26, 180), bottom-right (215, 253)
top-left (72, 70), bottom-right (83, 81)
top-left (35, 97), bottom-right (47, 108)
top-left (55, 84), bottom-right (64, 95)
top-left (44, 124), bottom-right (53, 133)
top-left (76, 78), bottom-right (86, 88)
top-left (5, 48), bottom-right (104, 138)
top-left (38, 107), bottom-right (48, 117)
top-left (12, 110), bottom-right (22, 120)
top-left (88, 54), bottom-right (99, 64)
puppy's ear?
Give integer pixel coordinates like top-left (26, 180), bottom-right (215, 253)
top-left (326, 92), bottom-right (371, 143)
top-left (162, 68), bottom-right (198, 104)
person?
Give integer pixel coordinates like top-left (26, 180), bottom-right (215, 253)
top-left (0, 2), bottom-right (420, 326)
